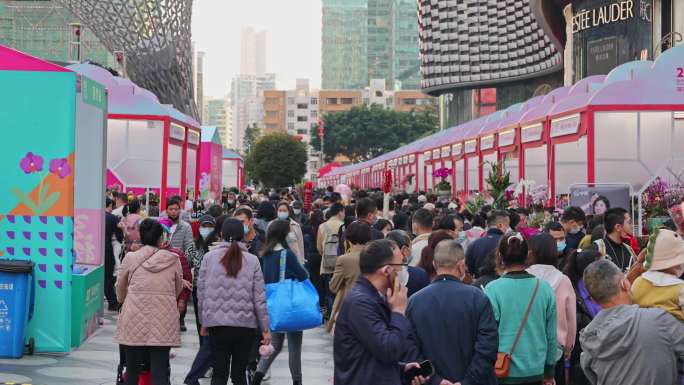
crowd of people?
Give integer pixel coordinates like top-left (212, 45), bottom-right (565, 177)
top-left (105, 186), bottom-right (684, 385)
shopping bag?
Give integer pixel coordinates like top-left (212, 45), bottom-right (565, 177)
top-left (266, 250), bottom-right (322, 332)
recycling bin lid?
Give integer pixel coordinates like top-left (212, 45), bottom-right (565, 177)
top-left (0, 259), bottom-right (34, 273)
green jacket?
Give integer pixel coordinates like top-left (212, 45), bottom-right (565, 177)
top-left (484, 271), bottom-right (557, 384)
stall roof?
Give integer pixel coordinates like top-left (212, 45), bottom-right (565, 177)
top-left (547, 75), bottom-right (606, 117)
top-left (201, 126), bottom-right (222, 145)
top-left (519, 86), bottom-right (571, 126)
top-left (0, 44), bottom-right (70, 72)
top-left (495, 97), bottom-right (544, 131)
top-left (163, 104), bottom-right (201, 129)
top-left (223, 148), bottom-right (243, 161)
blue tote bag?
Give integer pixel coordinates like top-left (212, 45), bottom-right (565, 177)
top-left (265, 250), bottom-right (322, 332)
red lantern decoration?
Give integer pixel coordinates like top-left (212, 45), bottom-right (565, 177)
top-left (303, 181), bottom-right (314, 213)
top-left (383, 170), bottom-right (393, 194)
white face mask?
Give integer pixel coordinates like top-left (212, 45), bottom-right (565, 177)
top-left (397, 266), bottom-right (410, 287)
top-left (293, 209), bottom-right (302, 215)
top-left (277, 212), bottom-right (289, 220)
top-left (199, 228), bottom-right (213, 239)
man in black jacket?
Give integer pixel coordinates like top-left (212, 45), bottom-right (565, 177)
top-left (104, 198), bottom-right (124, 311)
top-left (407, 240), bottom-right (498, 385)
top-left (334, 239), bottom-right (429, 385)
top-left (465, 210), bottom-right (510, 277)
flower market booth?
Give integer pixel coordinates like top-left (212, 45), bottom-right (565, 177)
top-left (321, 45), bottom-right (684, 217)
top-left (0, 46), bottom-right (107, 352)
top-left (222, 149), bottom-right (245, 190)
top-left (67, 63), bottom-right (201, 210)
top-left (199, 126), bottom-right (223, 201)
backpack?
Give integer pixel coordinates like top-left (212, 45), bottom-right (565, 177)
top-left (322, 223), bottom-right (342, 270)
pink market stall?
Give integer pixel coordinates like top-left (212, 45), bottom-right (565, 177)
top-left (222, 149), bottom-right (245, 191)
top-left (323, 45), bottom-right (684, 213)
top-left (199, 126), bottom-right (223, 201)
top-left (67, 63), bottom-right (201, 210)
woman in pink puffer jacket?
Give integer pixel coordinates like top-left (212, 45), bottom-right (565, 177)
top-left (115, 218), bottom-right (184, 385)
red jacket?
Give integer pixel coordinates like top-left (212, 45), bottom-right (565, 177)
top-left (168, 247), bottom-right (192, 302)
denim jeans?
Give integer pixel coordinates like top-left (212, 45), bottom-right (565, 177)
top-left (184, 336), bottom-right (212, 384)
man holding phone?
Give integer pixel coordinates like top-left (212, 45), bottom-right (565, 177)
top-left (407, 240), bottom-right (499, 385)
top-left (334, 239), bottom-right (430, 385)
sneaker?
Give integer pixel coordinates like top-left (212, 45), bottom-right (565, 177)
top-left (251, 372), bottom-right (264, 385)
top-left (180, 324), bottom-right (187, 332)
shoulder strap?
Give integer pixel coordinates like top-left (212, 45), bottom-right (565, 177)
top-left (510, 278), bottom-right (540, 356)
top-left (128, 248), bottom-right (159, 283)
top-left (279, 249), bottom-right (287, 282)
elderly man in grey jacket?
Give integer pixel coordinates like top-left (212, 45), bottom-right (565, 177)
top-left (580, 259), bottom-right (684, 385)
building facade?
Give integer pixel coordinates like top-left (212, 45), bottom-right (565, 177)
top-left (322, 0), bottom-right (421, 91)
top-left (240, 26), bottom-right (268, 77)
top-left (0, 0), bottom-right (116, 66)
top-left (195, 51), bottom-right (205, 119)
top-left (230, 73), bottom-right (276, 153)
top-left (264, 90), bottom-right (287, 134)
top-left (204, 98), bottom-right (230, 147)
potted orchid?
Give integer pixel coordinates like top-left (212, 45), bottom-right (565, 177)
top-left (641, 177), bottom-right (684, 231)
top-left (432, 167), bottom-right (452, 197)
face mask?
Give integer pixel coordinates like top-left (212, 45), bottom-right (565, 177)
top-left (568, 226), bottom-right (582, 235)
top-left (293, 209), bottom-right (302, 215)
top-left (199, 228), bottom-right (213, 239)
top-left (557, 241), bottom-right (566, 253)
top-left (243, 224), bottom-right (250, 235)
top-left (227, 200), bottom-right (235, 205)
top-left (278, 212), bottom-right (289, 220)
top-left (397, 266), bottom-right (410, 287)
top-left (457, 231), bottom-right (467, 243)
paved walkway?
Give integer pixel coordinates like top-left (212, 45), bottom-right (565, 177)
top-left (0, 307), bottom-right (334, 385)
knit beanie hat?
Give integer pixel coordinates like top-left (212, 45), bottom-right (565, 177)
top-left (644, 228), bottom-right (684, 271)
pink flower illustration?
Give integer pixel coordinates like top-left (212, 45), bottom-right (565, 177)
top-left (49, 158), bottom-right (71, 179)
top-left (19, 152), bottom-right (43, 174)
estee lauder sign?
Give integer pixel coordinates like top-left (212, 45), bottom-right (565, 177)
top-left (572, 0), bottom-right (635, 33)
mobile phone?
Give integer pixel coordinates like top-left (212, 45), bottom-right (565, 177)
top-left (403, 360), bottom-right (434, 382)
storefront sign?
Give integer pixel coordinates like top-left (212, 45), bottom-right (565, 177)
top-left (169, 123), bottom-right (185, 141)
top-left (480, 135), bottom-right (495, 150)
top-left (424, 151), bottom-right (432, 160)
top-left (587, 37), bottom-right (618, 76)
top-left (409, 154), bottom-right (415, 163)
top-left (432, 149), bottom-right (440, 159)
top-left (464, 140), bottom-right (477, 153)
top-left (522, 123), bottom-right (543, 143)
top-left (452, 143), bottom-right (462, 156)
top-left (499, 129), bottom-right (516, 146)
top-left (572, 0), bottom-right (635, 33)
top-left (188, 130), bottom-right (200, 146)
top-left (551, 114), bottom-right (581, 137)
top-left (441, 146), bottom-right (451, 158)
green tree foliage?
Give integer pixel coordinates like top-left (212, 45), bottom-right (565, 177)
top-left (309, 104), bottom-right (438, 162)
top-left (243, 123), bottom-right (261, 155)
top-left (245, 132), bottom-right (307, 188)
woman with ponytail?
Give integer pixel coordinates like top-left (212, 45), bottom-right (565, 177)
top-left (197, 218), bottom-right (271, 385)
top-left (253, 219), bottom-right (309, 385)
top-left (484, 233), bottom-right (558, 385)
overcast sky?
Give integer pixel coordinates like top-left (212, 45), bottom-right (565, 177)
top-left (192, 0), bottom-right (322, 99)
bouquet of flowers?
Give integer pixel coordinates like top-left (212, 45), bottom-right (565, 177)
top-left (642, 177), bottom-right (672, 218)
top-left (433, 167), bottom-right (452, 191)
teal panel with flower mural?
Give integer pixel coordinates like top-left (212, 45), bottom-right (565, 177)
top-left (0, 70), bottom-right (77, 353)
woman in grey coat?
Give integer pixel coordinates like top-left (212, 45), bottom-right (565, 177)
top-left (198, 218), bottom-right (271, 385)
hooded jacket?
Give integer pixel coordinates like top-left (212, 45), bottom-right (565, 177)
top-left (115, 246), bottom-right (183, 346)
top-left (580, 304), bottom-right (684, 385)
top-left (527, 264), bottom-right (577, 358)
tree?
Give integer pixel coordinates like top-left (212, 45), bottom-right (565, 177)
top-left (245, 132), bottom-right (307, 188)
top-left (243, 123), bottom-right (261, 155)
top-left (310, 104), bottom-right (438, 162)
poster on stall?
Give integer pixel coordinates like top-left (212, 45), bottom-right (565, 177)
top-left (569, 184), bottom-right (631, 215)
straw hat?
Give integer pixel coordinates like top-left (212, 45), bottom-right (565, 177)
top-left (645, 229), bottom-right (684, 271)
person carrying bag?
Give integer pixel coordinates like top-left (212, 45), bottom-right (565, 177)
top-left (253, 219), bottom-right (321, 385)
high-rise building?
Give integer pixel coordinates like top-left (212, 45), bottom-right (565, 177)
top-left (391, 0), bottom-right (421, 90)
top-left (204, 98), bottom-right (229, 146)
top-left (195, 51), bottom-right (205, 120)
top-left (263, 90), bottom-right (287, 134)
top-left (321, 0), bottom-right (369, 90)
top-left (322, 0), bottom-right (421, 91)
top-left (240, 26), bottom-right (268, 77)
top-left (230, 73), bottom-right (277, 152)
top-left (0, 0), bottom-right (115, 66)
